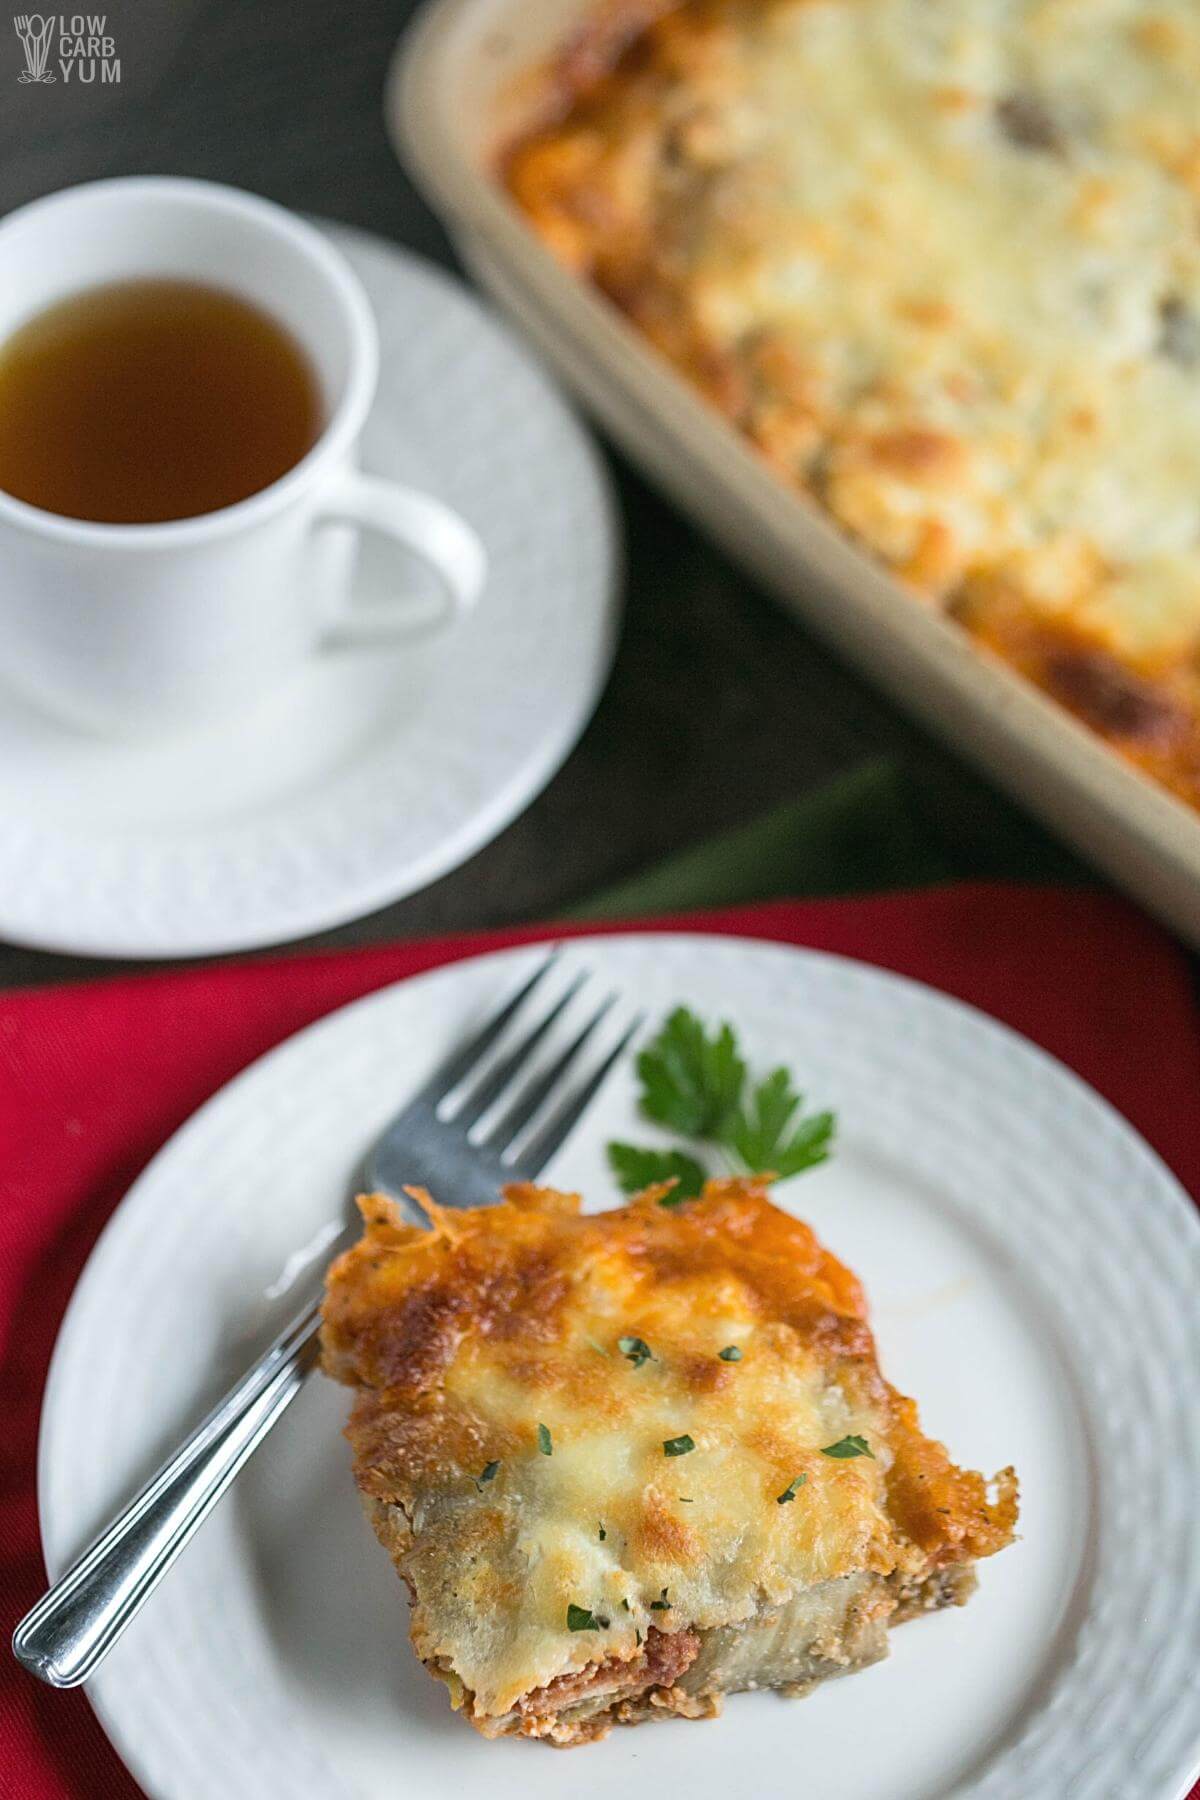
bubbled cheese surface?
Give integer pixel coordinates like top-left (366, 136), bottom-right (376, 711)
top-left (507, 0), bottom-right (1200, 803)
top-left (322, 1182), bottom-right (1015, 1716)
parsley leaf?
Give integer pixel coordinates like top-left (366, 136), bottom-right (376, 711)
top-left (649, 1589), bottom-right (671, 1611)
top-left (655, 1180), bottom-right (702, 1210)
top-left (729, 1067), bottom-right (835, 1179)
top-left (618, 1335), bottom-right (654, 1368)
top-left (474, 1460), bottom-right (500, 1491)
top-left (663, 1434), bottom-right (695, 1457)
top-left (608, 1143), bottom-right (708, 1199)
top-left (537, 1423), bottom-right (553, 1456)
top-left (776, 1473), bottom-right (807, 1504)
top-left (820, 1435), bottom-right (873, 1460)
top-left (717, 1345), bottom-right (742, 1362)
top-left (567, 1603), bottom-right (608, 1631)
top-left (606, 1007), bottom-right (835, 1200)
top-left (635, 1009), bottom-right (746, 1138)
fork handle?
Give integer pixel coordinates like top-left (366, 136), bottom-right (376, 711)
top-left (12, 1299), bottom-right (323, 1689)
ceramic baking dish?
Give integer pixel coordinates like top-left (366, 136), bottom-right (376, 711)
top-left (388, 0), bottom-right (1200, 949)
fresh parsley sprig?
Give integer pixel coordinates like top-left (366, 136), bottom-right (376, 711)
top-left (608, 1007), bottom-right (835, 1200)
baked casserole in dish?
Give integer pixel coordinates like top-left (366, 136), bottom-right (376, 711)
top-left (322, 1180), bottom-right (1017, 1744)
top-left (505, 0), bottom-right (1200, 810)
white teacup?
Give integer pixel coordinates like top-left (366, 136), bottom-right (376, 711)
top-left (0, 177), bottom-right (486, 736)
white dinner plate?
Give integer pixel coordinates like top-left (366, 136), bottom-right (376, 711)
top-left (0, 225), bottom-right (618, 958)
top-left (38, 936), bottom-right (1200, 1799)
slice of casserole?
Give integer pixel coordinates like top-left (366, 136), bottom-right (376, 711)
top-left (505, 0), bottom-right (1200, 809)
top-left (321, 1178), bottom-right (1016, 1744)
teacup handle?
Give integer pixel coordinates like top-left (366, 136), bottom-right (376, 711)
top-left (313, 470), bottom-right (486, 644)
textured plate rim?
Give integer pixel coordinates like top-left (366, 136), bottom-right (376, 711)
top-left (36, 934), bottom-right (1200, 1800)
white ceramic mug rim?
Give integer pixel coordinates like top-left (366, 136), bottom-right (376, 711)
top-left (0, 176), bottom-right (379, 551)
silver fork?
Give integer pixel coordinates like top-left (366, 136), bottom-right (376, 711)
top-left (13, 952), bottom-right (638, 1691)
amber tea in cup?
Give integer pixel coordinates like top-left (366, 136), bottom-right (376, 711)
top-left (0, 278), bottom-right (323, 524)
top-left (0, 178), bottom-right (484, 737)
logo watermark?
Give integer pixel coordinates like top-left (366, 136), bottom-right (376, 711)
top-left (14, 13), bottom-right (55, 80)
top-left (13, 12), bottom-right (119, 83)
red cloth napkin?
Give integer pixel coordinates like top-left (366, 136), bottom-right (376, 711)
top-left (2, 882), bottom-right (1198, 1799)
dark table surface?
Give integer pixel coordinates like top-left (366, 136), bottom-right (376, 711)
top-left (0, 0), bottom-right (1132, 994)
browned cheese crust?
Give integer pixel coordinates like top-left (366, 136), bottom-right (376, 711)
top-left (321, 1180), bottom-right (1017, 1743)
top-left (504, 0), bottom-right (1200, 811)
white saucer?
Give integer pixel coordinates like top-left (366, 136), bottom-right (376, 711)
top-left (0, 225), bottom-right (619, 959)
top-left (38, 938), bottom-right (1200, 1800)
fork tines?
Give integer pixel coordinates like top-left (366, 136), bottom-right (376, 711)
top-left (422, 951), bottom-right (641, 1178)
top-left (511, 1009), bottom-right (643, 1176)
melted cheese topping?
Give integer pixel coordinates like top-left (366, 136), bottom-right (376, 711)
top-left (507, 0), bottom-right (1200, 806)
top-left (322, 1181), bottom-right (1015, 1719)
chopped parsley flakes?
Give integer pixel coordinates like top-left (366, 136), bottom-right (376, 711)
top-left (567, 1603), bottom-right (608, 1631)
top-left (820, 1435), bottom-right (873, 1460)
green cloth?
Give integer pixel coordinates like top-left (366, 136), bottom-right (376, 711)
top-left (571, 757), bottom-right (1085, 919)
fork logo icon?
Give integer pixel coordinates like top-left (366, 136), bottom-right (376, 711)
top-left (14, 12), bottom-right (56, 80)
